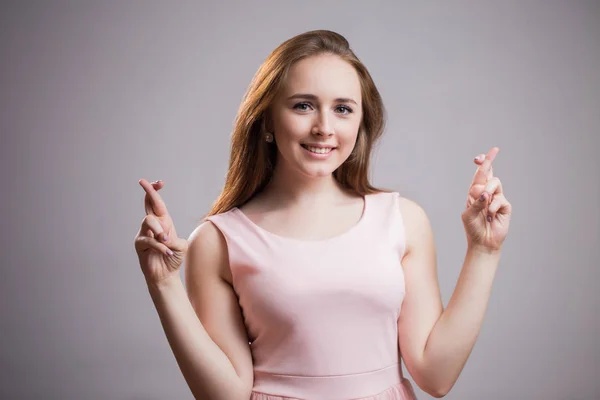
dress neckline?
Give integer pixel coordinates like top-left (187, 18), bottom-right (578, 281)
top-left (231, 194), bottom-right (370, 244)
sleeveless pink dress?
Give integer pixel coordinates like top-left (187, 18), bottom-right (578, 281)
top-left (205, 191), bottom-right (418, 400)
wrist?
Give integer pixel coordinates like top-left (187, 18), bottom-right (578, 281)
top-left (146, 273), bottom-right (183, 294)
top-left (467, 243), bottom-right (502, 257)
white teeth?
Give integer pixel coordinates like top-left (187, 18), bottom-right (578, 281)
top-left (304, 145), bottom-right (333, 154)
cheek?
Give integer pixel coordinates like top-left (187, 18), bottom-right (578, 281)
top-left (339, 120), bottom-right (361, 144)
top-left (275, 113), bottom-right (311, 141)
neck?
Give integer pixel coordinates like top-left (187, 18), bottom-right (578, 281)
top-left (262, 163), bottom-right (345, 207)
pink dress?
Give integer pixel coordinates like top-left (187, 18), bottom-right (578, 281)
top-left (205, 191), bottom-right (418, 400)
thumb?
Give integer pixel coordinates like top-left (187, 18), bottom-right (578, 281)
top-left (467, 192), bottom-right (489, 215)
top-left (168, 236), bottom-right (189, 253)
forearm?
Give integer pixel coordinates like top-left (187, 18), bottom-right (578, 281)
top-left (147, 276), bottom-right (248, 400)
top-left (422, 247), bottom-right (501, 393)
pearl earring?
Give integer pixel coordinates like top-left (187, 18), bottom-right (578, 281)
top-left (265, 132), bottom-right (274, 143)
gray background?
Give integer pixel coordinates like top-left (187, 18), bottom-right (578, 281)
top-left (2, 1), bottom-right (599, 399)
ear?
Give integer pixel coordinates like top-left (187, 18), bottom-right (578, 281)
top-left (262, 109), bottom-right (274, 133)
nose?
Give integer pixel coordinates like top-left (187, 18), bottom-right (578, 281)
top-left (311, 110), bottom-right (334, 137)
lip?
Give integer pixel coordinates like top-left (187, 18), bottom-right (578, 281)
top-left (301, 143), bottom-right (337, 149)
top-left (301, 144), bottom-right (335, 159)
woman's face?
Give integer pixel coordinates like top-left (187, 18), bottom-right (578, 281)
top-left (269, 54), bottom-right (363, 179)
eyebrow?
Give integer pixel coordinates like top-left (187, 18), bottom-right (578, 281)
top-left (286, 93), bottom-right (358, 106)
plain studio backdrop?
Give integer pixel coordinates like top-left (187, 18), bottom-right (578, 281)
top-left (1, 1), bottom-right (598, 399)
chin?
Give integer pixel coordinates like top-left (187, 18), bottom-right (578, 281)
top-left (306, 169), bottom-right (335, 178)
top-left (298, 161), bottom-right (342, 178)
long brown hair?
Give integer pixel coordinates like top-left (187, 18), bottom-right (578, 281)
top-left (206, 30), bottom-right (388, 217)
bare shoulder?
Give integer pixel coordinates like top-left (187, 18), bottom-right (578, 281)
top-left (396, 195), bottom-right (430, 227)
top-left (396, 195), bottom-right (433, 255)
top-left (187, 220), bottom-right (233, 283)
top-left (188, 219), bottom-right (224, 249)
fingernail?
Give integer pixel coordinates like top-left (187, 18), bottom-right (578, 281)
top-left (480, 193), bottom-right (486, 201)
top-left (163, 233), bottom-right (168, 241)
top-left (487, 215), bottom-right (492, 222)
top-left (166, 249), bottom-right (173, 256)
top-left (475, 155), bottom-right (482, 161)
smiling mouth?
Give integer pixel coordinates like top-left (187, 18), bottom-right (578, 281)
top-left (301, 144), bottom-right (336, 154)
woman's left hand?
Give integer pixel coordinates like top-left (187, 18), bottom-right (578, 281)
top-left (462, 146), bottom-right (512, 252)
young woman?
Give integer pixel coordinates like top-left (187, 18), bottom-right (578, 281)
top-left (134, 30), bottom-right (512, 400)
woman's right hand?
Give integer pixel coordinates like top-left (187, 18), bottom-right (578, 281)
top-left (134, 179), bottom-right (189, 286)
